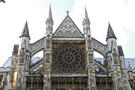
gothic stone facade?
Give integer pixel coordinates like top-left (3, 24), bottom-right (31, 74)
top-left (0, 6), bottom-right (135, 90)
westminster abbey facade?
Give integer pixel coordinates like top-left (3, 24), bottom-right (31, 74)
top-left (0, 6), bottom-right (135, 90)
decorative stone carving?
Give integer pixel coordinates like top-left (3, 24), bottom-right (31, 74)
top-left (21, 40), bottom-right (26, 49)
top-left (26, 51), bottom-right (31, 61)
top-left (88, 53), bottom-right (93, 63)
top-left (45, 53), bottom-right (50, 63)
top-left (90, 77), bottom-right (96, 90)
top-left (113, 49), bottom-right (118, 64)
top-left (53, 44), bottom-right (85, 73)
top-left (107, 54), bottom-right (112, 61)
top-left (43, 75), bottom-right (50, 90)
top-left (53, 16), bottom-right (83, 38)
top-left (20, 48), bottom-right (25, 64)
top-left (87, 35), bottom-right (92, 50)
top-left (46, 35), bottom-right (51, 49)
top-left (107, 54), bottom-right (112, 70)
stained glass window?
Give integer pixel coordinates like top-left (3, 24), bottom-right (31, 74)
top-left (53, 44), bottom-right (85, 73)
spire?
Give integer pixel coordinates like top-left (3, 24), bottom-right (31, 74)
top-left (46, 4), bottom-right (53, 23)
top-left (46, 4), bottom-right (53, 35)
top-left (82, 6), bottom-right (90, 36)
top-left (85, 7), bottom-right (89, 19)
top-left (83, 6), bottom-right (90, 25)
top-left (20, 21), bottom-right (30, 40)
top-left (48, 4), bottom-right (52, 19)
top-left (106, 23), bottom-right (117, 41)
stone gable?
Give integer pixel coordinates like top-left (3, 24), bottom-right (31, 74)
top-left (53, 15), bottom-right (84, 38)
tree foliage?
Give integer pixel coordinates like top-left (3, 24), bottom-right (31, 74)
top-left (0, 0), bottom-right (5, 3)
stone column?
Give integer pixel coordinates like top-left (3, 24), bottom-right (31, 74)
top-left (86, 36), bottom-right (96, 90)
top-left (43, 35), bottom-right (52, 90)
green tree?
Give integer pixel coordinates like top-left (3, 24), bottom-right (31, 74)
top-left (0, 0), bottom-right (5, 3)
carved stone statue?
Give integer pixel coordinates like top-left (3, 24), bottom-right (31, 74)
top-left (90, 77), bottom-right (96, 90)
top-left (46, 53), bottom-right (50, 63)
top-left (46, 35), bottom-right (51, 49)
top-left (87, 35), bottom-right (92, 50)
top-left (88, 53), bottom-right (93, 63)
top-left (26, 51), bottom-right (31, 61)
top-left (113, 49), bottom-right (118, 64)
top-left (43, 75), bottom-right (50, 90)
top-left (20, 48), bottom-right (25, 64)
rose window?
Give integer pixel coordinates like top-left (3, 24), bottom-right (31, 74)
top-left (53, 44), bottom-right (85, 73)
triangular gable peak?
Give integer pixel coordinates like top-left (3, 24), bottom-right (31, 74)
top-left (53, 15), bottom-right (84, 38)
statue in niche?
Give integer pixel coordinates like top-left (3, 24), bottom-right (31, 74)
top-left (25, 51), bottom-right (31, 70)
top-left (107, 55), bottom-right (112, 70)
top-left (113, 49), bottom-right (118, 64)
top-left (26, 51), bottom-right (31, 61)
top-left (46, 53), bottom-right (50, 63)
top-left (20, 48), bottom-right (25, 64)
top-left (107, 54), bottom-right (112, 61)
top-left (46, 35), bottom-right (51, 49)
top-left (43, 75), bottom-right (49, 90)
top-left (88, 53), bottom-right (93, 63)
top-left (87, 35), bottom-right (92, 50)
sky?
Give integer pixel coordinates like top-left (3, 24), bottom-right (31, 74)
top-left (0, 0), bottom-right (134, 66)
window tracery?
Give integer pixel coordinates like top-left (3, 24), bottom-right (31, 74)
top-left (53, 44), bottom-right (85, 73)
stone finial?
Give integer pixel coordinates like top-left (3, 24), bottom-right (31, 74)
top-left (66, 11), bottom-right (69, 15)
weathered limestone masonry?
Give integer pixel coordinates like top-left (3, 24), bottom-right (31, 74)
top-left (43, 5), bottom-right (53, 90)
top-left (106, 24), bottom-right (132, 90)
top-left (0, 5), bottom-right (134, 90)
top-left (16, 21), bottom-right (31, 90)
top-left (83, 8), bottom-right (96, 90)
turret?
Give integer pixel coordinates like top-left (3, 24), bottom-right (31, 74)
top-left (46, 5), bottom-right (53, 36)
top-left (106, 23), bottom-right (118, 53)
top-left (82, 7), bottom-right (91, 37)
top-left (19, 21), bottom-right (31, 70)
top-left (19, 21), bottom-right (30, 50)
